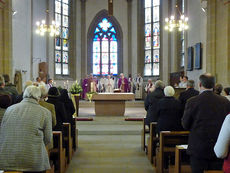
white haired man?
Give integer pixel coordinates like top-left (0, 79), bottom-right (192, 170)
top-left (0, 85), bottom-right (52, 172)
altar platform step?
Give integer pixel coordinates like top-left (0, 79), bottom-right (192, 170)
top-left (79, 100), bottom-right (144, 108)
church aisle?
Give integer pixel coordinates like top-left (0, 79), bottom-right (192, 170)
top-left (66, 117), bottom-right (154, 173)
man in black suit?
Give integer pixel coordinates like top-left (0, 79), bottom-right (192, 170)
top-left (182, 73), bottom-right (230, 173)
top-left (179, 80), bottom-right (199, 111)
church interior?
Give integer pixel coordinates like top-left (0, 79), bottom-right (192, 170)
top-left (0, 0), bottom-right (230, 173)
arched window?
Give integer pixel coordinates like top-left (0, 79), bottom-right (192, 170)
top-left (144, 0), bottom-right (160, 76)
top-left (92, 18), bottom-right (118, 76)
top-left (55, 0), bottom-right (70, 76)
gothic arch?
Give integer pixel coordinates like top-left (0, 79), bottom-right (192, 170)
top-left (87, 9), bottom-right (123, 76)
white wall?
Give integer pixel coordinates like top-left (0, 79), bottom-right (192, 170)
top-left (32, 0), bottom-right (47, 80)
top-left (12, 0), bottom-right (47, 87)
top-left (186, 0), bottom-right (207, 87)
top-left (12, 0), bottom-right (32, 86)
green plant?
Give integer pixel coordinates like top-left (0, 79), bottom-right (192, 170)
top-left (69, 81), bottom-right (83, 94)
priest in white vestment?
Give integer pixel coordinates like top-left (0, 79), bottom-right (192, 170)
top-left (105, 75), bottom-right (114, 93)
top-left (134, 74), bottom-right (143, 99)
top-left (99, 75), bottom-right (106, 92)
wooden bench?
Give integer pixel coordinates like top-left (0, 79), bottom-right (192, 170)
top-left (173, 145), bottom-right (191, 173)
top-left (73, 117), bottom-right (78, 151)
top-left (63, 123), bottom-right (73, 163)
top-left (155, 131), bottom-right (189, 173)
top-left (141, 118), bottom-right (150, 151)
top-left (50, 131), bottom-right (66, 173)
top-left (147, 122), bottom-right (158, 164)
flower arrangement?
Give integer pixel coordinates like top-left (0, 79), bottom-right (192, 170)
top-left (69, 80), bottom-right (83, 94)
top-left (86, 92), bottom-right (97, 102)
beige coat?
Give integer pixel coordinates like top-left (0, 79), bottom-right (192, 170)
top-left (0, 98), bottom-right (52, 172)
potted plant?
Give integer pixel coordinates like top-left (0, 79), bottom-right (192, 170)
top-left (70, 81), bottom-right (83, 117)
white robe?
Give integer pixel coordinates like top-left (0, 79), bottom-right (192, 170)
top-left (134, 77), bottom-right (143, 99)
top-left (100, 78), bottom-right (106, 92)
top-left (105, 79), bottom-right (114, 93)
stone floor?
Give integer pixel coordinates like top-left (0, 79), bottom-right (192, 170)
top-left (66, 103), bottom-right (154, 173)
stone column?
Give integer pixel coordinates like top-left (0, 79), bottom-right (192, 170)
top-left (127, 0), bottom-right (132, 76)
top-left (0, 0), bottom-right (12, 76)
top-left (206, 0), bottom-right (216, 75)
top-left (81, 0), bottom-right (86, 79)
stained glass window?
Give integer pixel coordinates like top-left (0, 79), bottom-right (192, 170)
top-left (92, 18), bottom-right (118, 76)
top-left (55, 0), bottom-right (70, 75)
top-left (144, 0), bottom-right (160, 76)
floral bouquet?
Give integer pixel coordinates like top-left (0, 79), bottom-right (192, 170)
top-left (69, 80), bottom-right (83, 94)
top-left (86, 92), bottom-right (97, 102)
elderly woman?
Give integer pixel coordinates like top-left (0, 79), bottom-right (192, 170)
top-left (156, 86), bottom-right (184, 133)
top-left (0, 86), bottom-right (52, 172)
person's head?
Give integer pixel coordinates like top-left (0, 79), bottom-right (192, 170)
top-left (107, 75), bottom-right (111, 79)
top-left (214, 83), bottom-right (223, 95)
top-left (183, 76), bottom-right (188, 82)
top-left (0, 94), bottom-right (12, 109)
top-left (187, 80), bottom-right (195, 89)
top-left (39, 85), bottom-right (48, 99)
top-left (148, 79), bottom-right (152, 84)
top-left (23, 85), bottom-right (41, 101)
top-left (179, 76), bottom-right (183, 82)
top-left (224, 87), bottom-right (230, 96)
top-left (48, 79), bottom-right (53, 84)
top-left (48, 87), bottom-right (60, 97)
top-left (199, 73), bottom-right (215, 90)
top-left (3, 74), bottom-right (10, 83)
top-left (36, 77), bottom-right (41, 82)
top-left (137, 73), bottom-right (141, 77)
top-left (0, 81), bottom-right (4, 88)
top-left (155, 80), bottom-right (165, 89)
top-left (59, 89), bottom-right (69, 100)
top-left (120, 73), bottom-right (124, 78)
top-left (164, 86), bottom-right (175, 97)
top-left (24, 80), bottom-right (33, 91)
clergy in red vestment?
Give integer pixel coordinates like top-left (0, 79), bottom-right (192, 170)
top-left (118, 73), bottom-right (129, 93)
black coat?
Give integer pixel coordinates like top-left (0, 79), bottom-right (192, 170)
top-left (59, 89), bottom-right (75, 136)
top-left (156, 96), bottom-right (184, 133)
top-left (144, 88), bottom-right (164, 126)
top-left (182, 91), bottom-right (230, 159)
top-left (178, 88), bottom-right (199, 111)
top-left (47, 96), bottom-right (67, 131)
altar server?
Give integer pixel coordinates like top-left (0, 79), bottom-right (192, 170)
top-left (105, 75), bottom-right (114, 93)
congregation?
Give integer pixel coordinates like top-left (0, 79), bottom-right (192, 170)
top-left (1, 72), bottom-right (230, 173)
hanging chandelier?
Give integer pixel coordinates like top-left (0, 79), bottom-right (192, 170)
top-left (164, 5), bottom-right (189, 32)
top-left (35, 20), bottom-right (59, 37)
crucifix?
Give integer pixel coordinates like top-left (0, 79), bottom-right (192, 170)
top-left (108, 0), bottom-right (113, 16)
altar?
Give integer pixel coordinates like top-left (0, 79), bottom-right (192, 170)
top-left (92, 93), bottom-right (135, 116)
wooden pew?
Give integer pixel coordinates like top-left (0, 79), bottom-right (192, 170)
top-left (155, 131), bottom-right (189, 173)
top-left (173, 145), bottom-right (191, 173)
top-left (63, 123), bottom-right (73, 163)
top-left (147, 122), bottom-right (158, 164)
top-left (50, 131), bottom-right (66, 173)
top-left (73, 117), bottom-right (78, 151)
top-left (141, 118), bottom-right (149, 151)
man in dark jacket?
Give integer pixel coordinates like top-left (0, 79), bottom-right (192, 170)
top-left (178, 80), bottom-right (199, 111)
top-left (182, 73), bottom-right (230, 173)
top-left (144, 80), bottom-right (165, 126)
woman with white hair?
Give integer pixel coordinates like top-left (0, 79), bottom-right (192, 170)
top-left (156, 86), bottom-right (184, 133)
top-left (0, 85), bottom-right (52, 172)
